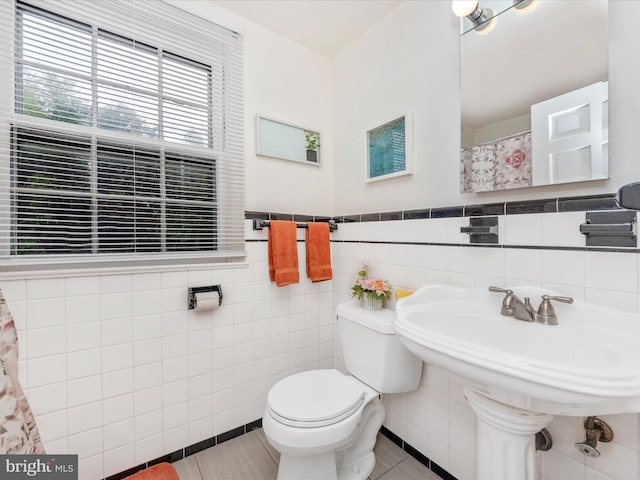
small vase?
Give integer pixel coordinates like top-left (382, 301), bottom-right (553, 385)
top-left (362, 296), bottom-right (383, 311)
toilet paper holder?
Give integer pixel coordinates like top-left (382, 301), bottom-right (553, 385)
top-left (188, 285), bottom-right (223, 309)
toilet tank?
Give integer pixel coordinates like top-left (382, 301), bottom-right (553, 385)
top-left (337, 299), bottom-right (422, 393)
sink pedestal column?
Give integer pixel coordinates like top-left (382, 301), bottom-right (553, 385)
top-left (464, 389), bottom-right (553, 480)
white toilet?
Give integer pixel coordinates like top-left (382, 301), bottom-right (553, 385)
top-left (263, 299), bottom-right (423, 480)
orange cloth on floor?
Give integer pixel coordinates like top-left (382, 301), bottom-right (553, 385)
top-left (123, 463), bottom-right (178, 480)
top-left (306, 222), bottom-right (333, 282)
top-left (268, 220), bottom-right (300, 286)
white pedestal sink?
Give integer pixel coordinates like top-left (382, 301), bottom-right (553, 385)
top-left (393, 284), bottom-right (640, 479)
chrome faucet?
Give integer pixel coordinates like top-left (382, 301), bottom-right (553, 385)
top-left (489, 286), bottom-right (573, 326)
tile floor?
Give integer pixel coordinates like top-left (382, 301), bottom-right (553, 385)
top-left (172, 428), bottom-right (443, 480)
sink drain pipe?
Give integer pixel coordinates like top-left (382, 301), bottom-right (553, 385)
top-left (575, 417), bottom-right (614, 457)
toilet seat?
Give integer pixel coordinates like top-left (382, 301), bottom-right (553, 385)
top-left (267, 370), bottom-right (366, 428)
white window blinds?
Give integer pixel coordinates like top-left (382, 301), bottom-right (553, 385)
top-left (0, 0), bottom-right (245, 270)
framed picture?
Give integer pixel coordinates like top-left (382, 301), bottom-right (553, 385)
top-left (365, 114), bottom-right (413, 182)
top-left (256, 115), bottom-right (321, 166)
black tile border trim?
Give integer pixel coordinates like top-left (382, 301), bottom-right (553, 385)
top-left (245, 193), bottom-right (619, 223)
top-left (105, 420), bottom-right (453, 480)
top-left (380, 426), bottom-right (459, 480)
top-left (104, 419), bottom-right (263, 480)
top-left (245, 193), bottom-right (640, 253)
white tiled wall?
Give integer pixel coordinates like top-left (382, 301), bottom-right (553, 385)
top-left (6, 212), bottom-right (640, 480)
top-left (331, 213), bottom-right (640, 480)
top-left (1, 219), bottom-right (333, 479)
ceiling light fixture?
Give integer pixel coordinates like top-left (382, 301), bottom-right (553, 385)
top-left (452, 1), bottom-right (497, 34)
top-left (513, 0), bottom-right (538, 14)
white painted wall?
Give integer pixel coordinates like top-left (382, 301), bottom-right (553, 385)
top-left (332, 1), bottom-right (640, 215)
top-left (170, 1), bottom-right (335, 216)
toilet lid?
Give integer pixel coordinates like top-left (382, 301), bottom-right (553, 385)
top-left (267, 370), bottom-right (366, 428)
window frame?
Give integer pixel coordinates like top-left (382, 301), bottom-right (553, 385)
top-left (0, 0), bottom-right (245, 272)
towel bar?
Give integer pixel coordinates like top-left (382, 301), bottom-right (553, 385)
top-left (252, 219), bottom-right (338, 232)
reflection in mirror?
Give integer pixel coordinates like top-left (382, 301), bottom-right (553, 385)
top-left (460, 0), bottom-right (608, 193)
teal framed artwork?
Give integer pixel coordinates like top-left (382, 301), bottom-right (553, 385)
top-left (366, 114), bottom-right (413, 182)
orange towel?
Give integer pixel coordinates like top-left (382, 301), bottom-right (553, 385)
top-left (268, 220), bottom-right (300, 286)
top-left (306, 222), bottom-right (333, 282)
top-left (123, 463), bottom-right (178, 480)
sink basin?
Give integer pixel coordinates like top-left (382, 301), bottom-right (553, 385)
top-left (393, 284), bottom-right (640, 416)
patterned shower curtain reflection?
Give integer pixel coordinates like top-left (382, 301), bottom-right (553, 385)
top-left (0, 289), bottom-right (45, 454)
top-left (461, 131), bottom-right (533, 192)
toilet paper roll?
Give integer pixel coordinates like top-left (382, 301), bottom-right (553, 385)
top-left (193, 291), bottom-right (219, 311)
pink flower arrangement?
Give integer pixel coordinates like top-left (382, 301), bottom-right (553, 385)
top-left (351, 262), bottom-right (392, 301)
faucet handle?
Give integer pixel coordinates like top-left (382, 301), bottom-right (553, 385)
top-left (488, 286), bottom-right (513, 295)
top-left (488, 286), bottom-right (516, 316)
top-left (536, 294), bottom-right (574, 326)
top-left (542, 294), bottom-right (574, 305)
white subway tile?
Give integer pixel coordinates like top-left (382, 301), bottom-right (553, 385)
top-left (68, 401), bottom-right (103, 435)
top-left (102, 344), bottom-right (133, 373)
top-left (164, 425), bottom-right (189, 455)
top-left (505, 248), bottom-right (542, 283)
top-left (189, 395), bottom-right (212, 422)
top-left (134, 362), bottom-right (162, 391)
top-left (66, 295), bottom-right (101, 325)
top-left (102, 394), bottom-right (134, 426)
top-left (103, 418), bottom-right (134, 451)
top-left (27, 354), bottom-right (66, 388)
top-left (101, 317), bottom-right (133, 346)
top-left (134, 386), bottom-right (162, 417)
top-left (27, 383), bottom-right (67, 416)
top-left (34, 409), bottom-right (67, 443)
top-left (541, 212), bottom-right (585, 248)
top-left (102, 368), bottom-right (133, 399)
top-left (474, 247), bottom-right (505, 279)
top-left (134, 410), bottom-right (163, 441)
top-left (27, 326), bottom-right (65, 357)
top-left (449, 424), bottom-right (475, 462)
top-left (78, 454), bottom-right (103, 480)
top-left (163, 379), bottom-right (189, 407)
top-left (27, 278), bottom-right (65, 300)
top-left (189, 351), bottom-right (212, 377)
top-left (133, 314), bottom-right (161, 341)
top-left (586, 288), bottom-right (638, 313)
top-left (27, 297), bottom-right (65, 328)
top-left (162, 356), bottom-right (188, 384)
top-left (132, 272), bottom-right (162, 291)
top-left (541, 449), bottom-right (585, 480)
top-left (101, 293), bottom-right (133, 320)
top-left (586, 251), bottom-right (638, 292)
top-left (103, 444), bottom-right (135, 479)
top-left (188, 329), bottom-right (212, 355)
top-left (68, 427), bottom-right (103, 460)
top-left (133, 289), bottom-right (163, 316)
top-left (101, 274), bottom-right (132, 294)
top-left (504, 214), bottom-right (542, 246)
top-left (163, 402), bottom-right (189, 431)
top-left (134, 434), bottom-right (163, 466)
top-left (541, 250), bottom-right (585, 287)
top-left (161, 271), bottom-right (188, 289)
top-left (133, 338), bottom-right (162, 366)
top-left (66, 276), bottom-right (100, 296)
top-left (67, 322), bottom-right (101, 353)
top-left (67, 375), bottom-right (102, 407)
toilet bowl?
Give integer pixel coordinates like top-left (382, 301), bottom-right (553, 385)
top-left (263, 300), bottom-right (423, 480)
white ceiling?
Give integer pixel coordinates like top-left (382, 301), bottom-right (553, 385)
top-left (210, 0), bottom-right (405, 57)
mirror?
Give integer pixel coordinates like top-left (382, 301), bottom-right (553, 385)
top-left (460, 0), bottom-right (608, 193)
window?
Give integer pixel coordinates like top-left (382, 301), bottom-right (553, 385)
top-left (0, 0), bottom-right (244, 269)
